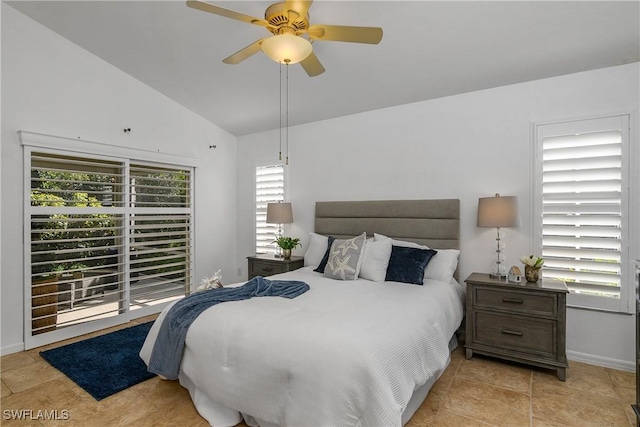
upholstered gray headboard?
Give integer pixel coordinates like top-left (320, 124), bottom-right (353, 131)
top-left (314, 199), bottom-right (460, 250)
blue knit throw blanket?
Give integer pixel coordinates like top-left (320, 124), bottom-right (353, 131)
top-left (147, 276), bottom-right (310, 380)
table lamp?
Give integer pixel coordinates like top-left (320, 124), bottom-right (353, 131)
top-left (266, 202), bottom-right (293, 257)
top-left (477, 194), bottom-right (522, 279)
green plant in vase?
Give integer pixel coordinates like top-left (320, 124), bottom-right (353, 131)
top-left (520, 255), bottom-right (544, 282)
top-left (273, 236), bottom-right (301, 259)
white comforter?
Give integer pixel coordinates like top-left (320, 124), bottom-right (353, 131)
top-left (141, 267), bottom-right (464, 427)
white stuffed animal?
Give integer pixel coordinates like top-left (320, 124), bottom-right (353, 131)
top-left (197, 269), bottom-right (223, 291)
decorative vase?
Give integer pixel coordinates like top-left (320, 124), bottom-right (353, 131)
top-left (282, 249), bottom-right (291, 259)
top-left (525, 266), bottom-right (540, 283)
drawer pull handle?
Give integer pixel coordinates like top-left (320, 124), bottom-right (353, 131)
top-left (501, 329), bottom-right (523, 337)
top-left (262, 267), bottom-right (274, 272)
top-left (502, 297), bottom-right (523, 304)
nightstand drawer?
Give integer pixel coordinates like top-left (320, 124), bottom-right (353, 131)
top-left (247, 255), bottom-right (304, 279)
top-left (250, 261), bottom-right (286, 277)
top-left (474, 311), bottom-right (556, 357)
top-left (475, 288), bottom-right (557, 316)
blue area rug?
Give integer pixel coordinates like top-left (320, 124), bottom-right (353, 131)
top-left (40, 321), bottom-right (156, 400)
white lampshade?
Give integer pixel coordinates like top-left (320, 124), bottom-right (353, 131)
top-left (261, 34), bottom-right (312, 64)
top-left (477, 194), bottom-right (522, 228)
top-left (266, 202), bottom-right (293, 224)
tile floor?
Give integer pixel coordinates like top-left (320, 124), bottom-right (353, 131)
top-left (1, 319), bottom-right (636, 427)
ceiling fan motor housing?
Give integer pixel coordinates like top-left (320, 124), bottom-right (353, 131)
top-left (265, 2), bottom-right (309, 35)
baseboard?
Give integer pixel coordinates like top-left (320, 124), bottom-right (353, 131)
top-left (567, 350), bottom-right (635, 372)
top-left (1, 342), bottom-right (25, 356)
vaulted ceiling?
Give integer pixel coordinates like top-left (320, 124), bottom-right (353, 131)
top-left (6, 1), bottom-right (640, 136)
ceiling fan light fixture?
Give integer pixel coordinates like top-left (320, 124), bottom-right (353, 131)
top-left (261, 34), bottom-right (312, 64)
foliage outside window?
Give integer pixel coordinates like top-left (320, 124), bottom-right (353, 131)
top-left (28, 151), bottom-right (193, 338)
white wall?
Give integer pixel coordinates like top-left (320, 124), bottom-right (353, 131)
top-left (3, 3), bottom-right (637, 369)
top-left (1, 4), bottom-right (239, 354)
top-left (238, 63), bottom-right (639, 370)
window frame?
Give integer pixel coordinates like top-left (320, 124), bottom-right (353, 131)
top-left (254, 160), bottom-right (287, 255)
top-left (531, 114), bottom-right (634, 313)
top-left (21, 131), bottom-right (197, 348)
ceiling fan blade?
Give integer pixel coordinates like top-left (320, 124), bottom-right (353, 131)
top-left (299, 51), bottom-right (325, 77)
top-left (223, 39), bottom-right (265, 64)
top-left (186, 1), bottom-right (271, 28)
top-left (308, 24), bottom-right (383, 44)
top-left (283, 0), bottom-right (312, 20)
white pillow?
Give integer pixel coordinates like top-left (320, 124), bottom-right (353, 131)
top-left (373, 233), bottom-right (425, 249)
top-left (374, 233), bottom-right (459, 283)
top-left (359, 240), bottom-right (392, 282)
top-left (304, 233), bottom-right (329, 267)
top-left (424, 249), bottom-right (460, 283)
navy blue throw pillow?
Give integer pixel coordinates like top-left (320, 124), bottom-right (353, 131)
top-left (385, 245), bottom-right (438, 285)
top-left (314, 236), bottom-right (336, 273)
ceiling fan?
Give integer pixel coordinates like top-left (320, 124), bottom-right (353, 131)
top-left (186, 0), bottom-right (383, 77)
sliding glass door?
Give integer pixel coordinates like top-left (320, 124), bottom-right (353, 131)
top-left (25, 149), bottom-right (193, 349)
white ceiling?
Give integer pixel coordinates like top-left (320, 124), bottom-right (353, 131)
top-left (6, 1), bottom-right (640, 136)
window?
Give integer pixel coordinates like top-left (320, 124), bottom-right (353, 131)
top-left (27, 150), bottom-right (193, 344)
top-left (255, 163), bottom-right (285, 254)
top-left (533, 115), bottom-right (631, 312)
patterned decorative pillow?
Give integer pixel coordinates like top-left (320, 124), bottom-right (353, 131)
top-left (323, 233), bottom-right (367, 280)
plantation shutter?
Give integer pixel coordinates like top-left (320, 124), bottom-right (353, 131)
top-left (256, 164), bottom-right (284, 254)
top-left (535, 115), bottom-right (630, 312)
top-left (29, 152), bottom-right (127, 335)
top-left (27, 150), bottom-right (193, 345)
top-left (129, 164), bottom-right (193, 308)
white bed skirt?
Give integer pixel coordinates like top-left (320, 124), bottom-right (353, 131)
top-left (175, 335), bottom-right (458, 427)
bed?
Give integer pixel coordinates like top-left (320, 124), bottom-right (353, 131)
top-left (140, 199), bottom-right (464, 427)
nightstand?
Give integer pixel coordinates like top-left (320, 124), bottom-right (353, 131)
top-left (247, 254), bottom-right (304, 279)
top-left (464, 272), bottom-right (569, 381)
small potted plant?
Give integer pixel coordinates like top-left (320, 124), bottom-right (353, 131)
top-left (520, 255), bottom-right (544, 282)
top-left (273, 236), bottom-right (301, 259)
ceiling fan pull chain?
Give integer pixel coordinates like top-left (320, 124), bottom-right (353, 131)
top-left (286, 62), bottom-right (289, 166)
top-left (279, 63), bottom-right (283, 161)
